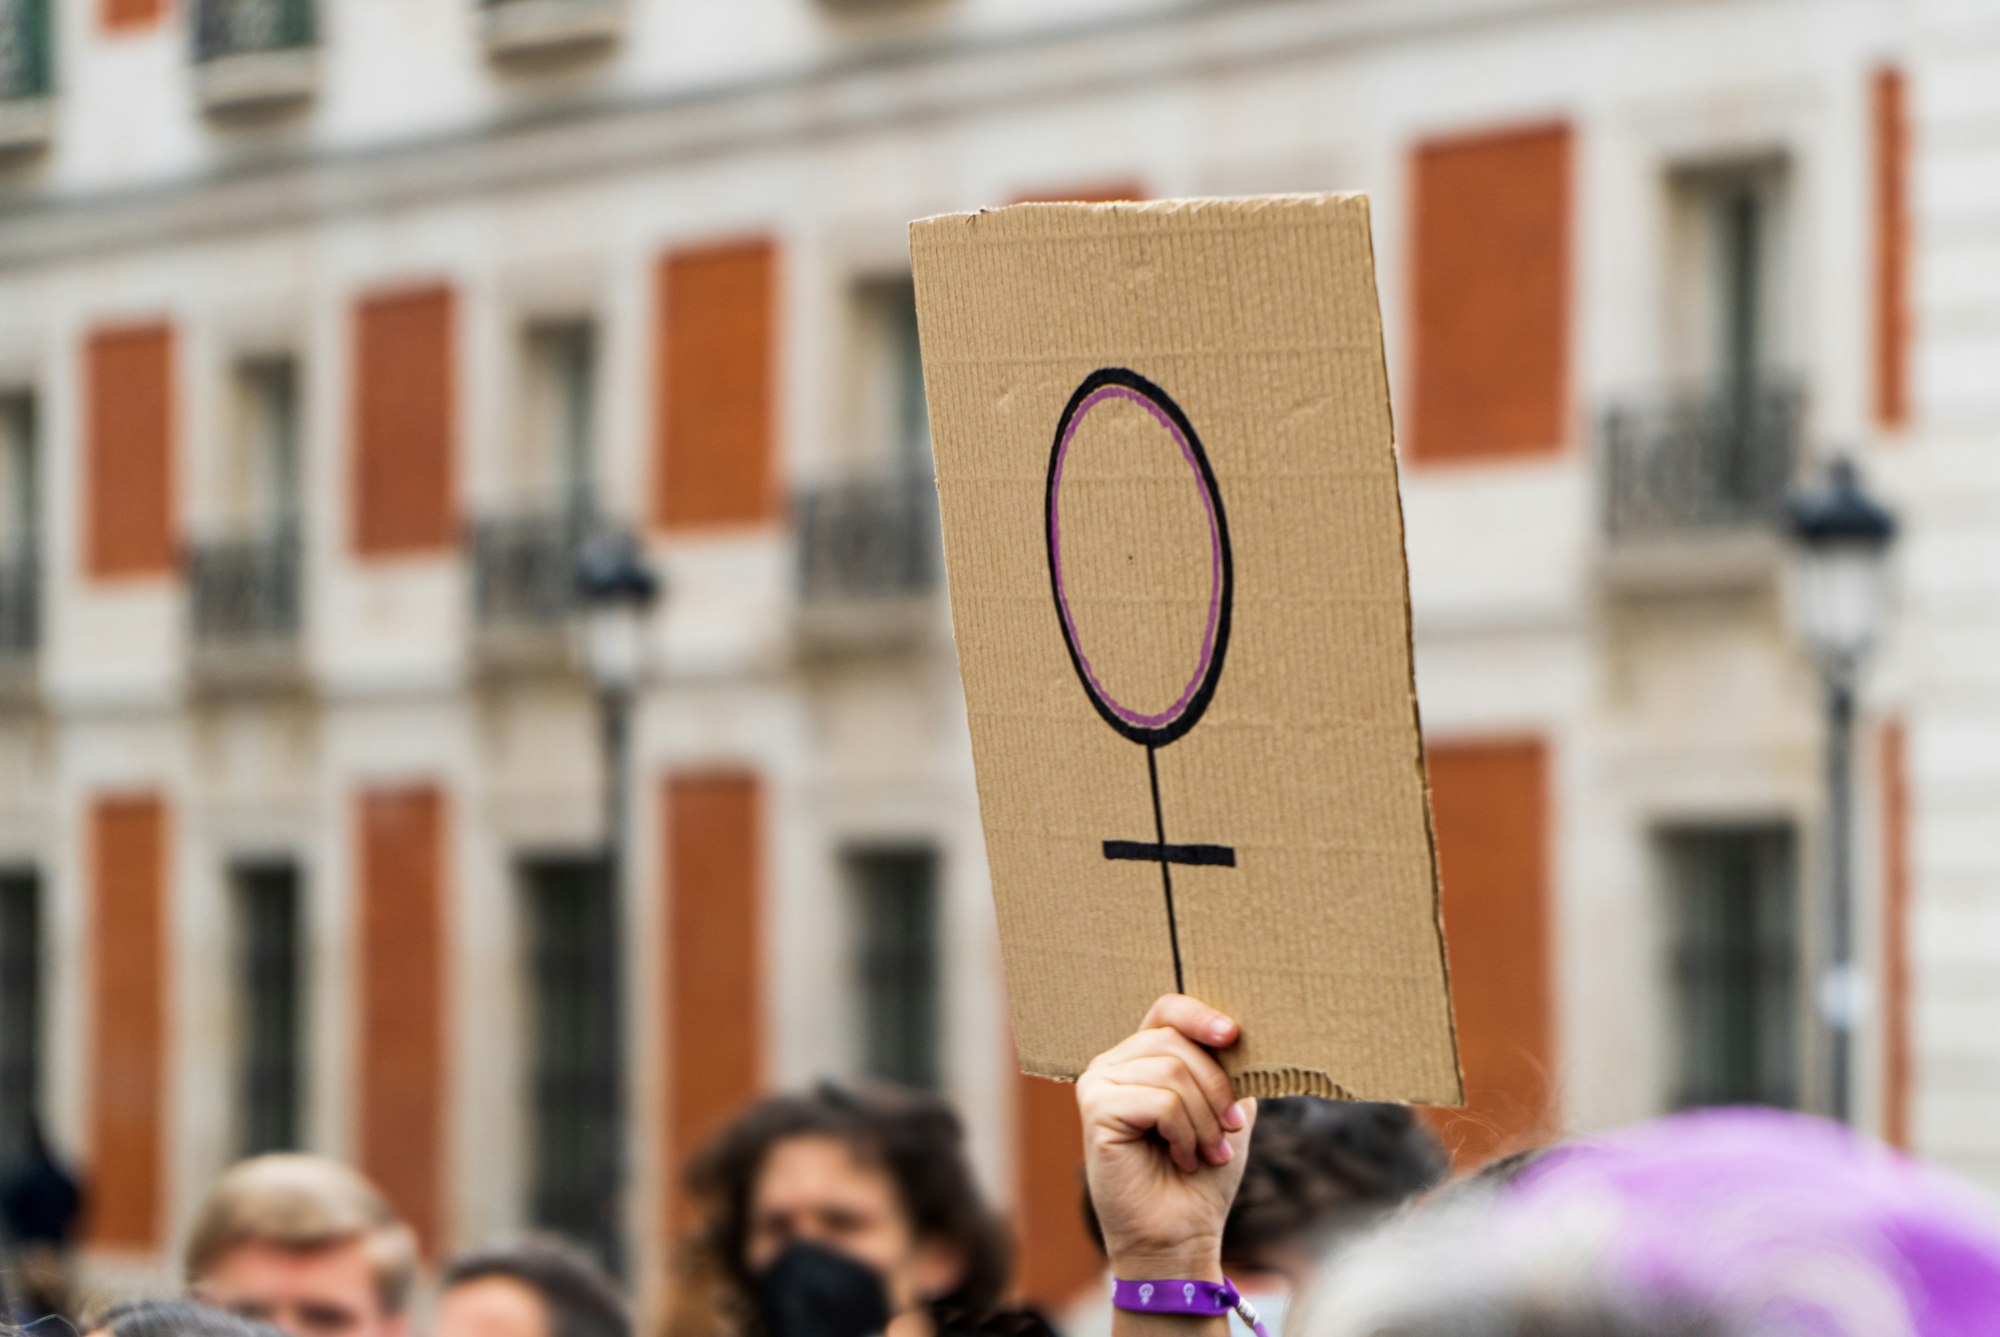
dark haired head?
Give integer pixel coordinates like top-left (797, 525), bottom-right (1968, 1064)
top-left (1084, 1097), bottom-right (1448, 1274)
top-left (88, 1299), bottom-right (288, 1337)
top-left (442, 1239), bottom-right (629, 1337)
top-left (1224, 1098), bottom-right (1448, 1264)
top-left (683, 1082), bottom-right (1013, 1333)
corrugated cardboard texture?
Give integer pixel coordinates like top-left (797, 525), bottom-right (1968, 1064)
top-left (911, 196), bottom-right (1461, 1104)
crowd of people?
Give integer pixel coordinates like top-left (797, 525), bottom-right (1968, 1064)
top-left (4, 993), bottom-right (2000, 1337)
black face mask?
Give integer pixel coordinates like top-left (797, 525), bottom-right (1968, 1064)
top-left (755, 1240), bottom-right (894, 1337)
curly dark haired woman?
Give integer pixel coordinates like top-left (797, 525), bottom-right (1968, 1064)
top-left (671, 1082), bottom-right (1054, 1337)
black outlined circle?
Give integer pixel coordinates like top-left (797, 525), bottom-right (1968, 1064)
top-left (1045, 367), bottom-right (1234, 749)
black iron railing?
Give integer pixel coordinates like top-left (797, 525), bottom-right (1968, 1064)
top-left (0, 0), bottom-right (51, 101)
top-left (796, 473), bottom-right (938, 604)
top-left (194, 0), bottom-right (314, 62)
top-left (188, 527), bottom-right (303, 649)
top-left (470, 506), bottom-right (592, 634)
top-left (1602, 378), bottom-right (1803, 540)
top-left (0, 544), bottom-right (38, 664)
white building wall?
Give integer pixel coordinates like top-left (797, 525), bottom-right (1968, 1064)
top-left (1908, 0), bottom-right (2000, 1198)
top-left (0, 0), bottom-right (1990, 1286)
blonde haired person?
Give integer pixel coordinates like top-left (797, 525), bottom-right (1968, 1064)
top-left (184, 1156), bottom-right (417, 1337)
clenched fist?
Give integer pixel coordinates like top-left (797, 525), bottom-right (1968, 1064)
top-left (1078, 995), bottom-right (1257, 1283)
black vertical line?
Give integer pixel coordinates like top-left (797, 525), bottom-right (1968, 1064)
top-left (1147, 744), bottom-right (1184, 994)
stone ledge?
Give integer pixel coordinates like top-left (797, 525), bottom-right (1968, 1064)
top-left (195, 47), bottom-right (317, 114)
top-left (187, 640), bottom-right (310, 700)
top-left (1595, 529), bottom-right (1787, 601)
top-left (483, 0), bottom-right (621, 59)
top-left (0, 97), bottom-right (52, 155)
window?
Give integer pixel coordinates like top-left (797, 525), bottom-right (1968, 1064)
top-left (84, 323), bottom-right (175, 579)
top-left (225, 356), bottom-right (300, 535)
top-left (190, 360), bottom-right (302, 653)
top-left (234, 861), bottom-right (304, 1155)
top-left (522, 856), bottom-right (622, 1271)
top-left (847, 846), bottom-right (940, 1091)
top-left (514, 320), bottom-right (597, 512)
top-left (850, 278), bottom-right (929, 476)
top-left (352, 286), bottom-right (455, 558)
top-left (1666, 159), bottom-right (1792, 394)
top-left (194, 0), bottom-right (316, 62)
top-left (0, 391), bottom-right (36, 549)
top-left (1663, 826), bottom-right (1799, 1110)
top-left (0, 1), bottom-right (53, 103)
top-left (1407, 123), bottom-right (1572, 462)
top-left (0, 393), bottom-right (38, 660)
top-left (655, 239), bottom-right (777, 531)
top-left (1603, 159), bottom-right (1799, 540)
top-left (0, 869), bottom-right (41, 1168)
top-left (796, 279), bottom-right (936, 609)
top-left (470, 321), bottom-right (597, 635)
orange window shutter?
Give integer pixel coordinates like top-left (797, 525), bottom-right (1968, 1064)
top-left (1424, 738), bottom-right (1556, 1167)
top-left (352, 287), bottom-right (458, 557)
top-left (84, 323), bottom-right (176, 580)
top-left (1012, 180), bottom-right (1149, 204)
top-left (355, 786), bottom-right (450, 1254)
top-left (87, 794), bottom-right (170, 1250)
top-left (1879, 721), bottom-right (1912, 1148)
top-left (654, 240), bottom-right (780, 532)
top-left (101, 0), bottom-right (166, 32)
top-left (663, 772), bottom-right (763, 1233)
top-left (1408, 122), bottom-right (1574, 464)
top-left (1873, 67), bottom-right (1911, 431)
top-left (1013, 1069), bottom-right (1100, 1310)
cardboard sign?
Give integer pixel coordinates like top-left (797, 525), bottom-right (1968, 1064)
top-left (910, 196), bottom-right (1461, 1103)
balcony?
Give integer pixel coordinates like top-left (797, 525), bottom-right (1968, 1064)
top-left (192, 0), bottom-right (316, 113)
top-left (469, 505), bottom-right (591, 673)
top-left (0, 0), bottom-right (53, 155)
top-left (187, 528), bottom-right (304, 691)
top-left (1598, 378), bottom-right (1803, 592)
top-left (482, 0), bottom-right (620, 60)
top-left (794, 472), bottom-right (941, 652)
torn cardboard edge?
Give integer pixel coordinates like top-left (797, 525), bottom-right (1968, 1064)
top-left (1019, 1065), bottom-right (1363, 1104)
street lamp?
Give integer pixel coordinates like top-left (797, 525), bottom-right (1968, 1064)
top-left (1784, 456), bottom-right (1896, 1125)
top-left (571, 523), bottom-right (660, 1276)
top-left (577, 526), bottom-right (662, 696)
top-left (575, 522), bottom-right (662, 900)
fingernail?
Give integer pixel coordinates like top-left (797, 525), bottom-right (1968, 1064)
top-left (1209, 1019), bottom-right (1234, 1044)
top-left (1222, 1101), bottom-right (1246, 1131)
top-left (1214, 1138), bottom-right (1235, 1164)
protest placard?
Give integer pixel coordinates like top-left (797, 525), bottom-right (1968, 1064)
top-left (911, 196), bottom-right (1461, 1102)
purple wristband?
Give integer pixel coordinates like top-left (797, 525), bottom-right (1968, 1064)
top-left (1111, 1277), bottom-right (1269, 1337)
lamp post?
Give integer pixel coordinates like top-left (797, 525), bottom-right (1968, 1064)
top-left (572, 523), bottom-right (660, 1274)
top-left (576, 521), bottom-right (661, 928)
top-left (1784, 456), bottom-right (1896, 1125)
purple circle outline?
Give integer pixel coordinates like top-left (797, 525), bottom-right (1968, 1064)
top-left (1048, 384), bottom-right (1224, 730)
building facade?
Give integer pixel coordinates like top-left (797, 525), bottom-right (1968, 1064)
top-left (0, 0), bottom-right (1987, 1317)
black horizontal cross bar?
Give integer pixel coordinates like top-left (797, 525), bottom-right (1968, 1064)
top-left (1103, 840), bottom-right (1236, 868)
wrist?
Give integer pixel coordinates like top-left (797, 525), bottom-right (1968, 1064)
top-left (1108, 1240), bottom-right (1225, 1283)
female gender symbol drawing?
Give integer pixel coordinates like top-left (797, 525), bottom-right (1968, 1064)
top-left (1046, 367), bottom-right (1235, 993)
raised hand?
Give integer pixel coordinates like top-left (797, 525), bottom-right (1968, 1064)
top-left (1077, 994), bottom-right (1256, 1283)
